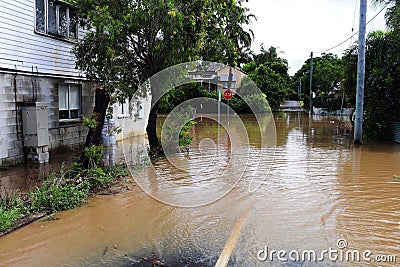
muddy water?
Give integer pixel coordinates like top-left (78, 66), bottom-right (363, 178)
top-left (0, 152), bottom-right (75, 197)
top-left (1, 113), bottom-right (400, 266)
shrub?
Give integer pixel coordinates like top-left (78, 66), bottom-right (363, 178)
top-left (82, 145), bottom-right (105, 168)
top-left (86, 167), bottom-right (113, 189)
top-left (1, 160), bottom-right (131, 232)
top-left (0, 205), bottom-right (24, 231)
top-left (242, 94), bottom-right (271, 113)
top-left (30, 173), bottom-right (89, 212)
top-left (161, 107), bottom-right (196, 154)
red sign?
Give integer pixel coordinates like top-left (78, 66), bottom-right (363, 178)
top-left (224, 90), bottom-right (233, 100)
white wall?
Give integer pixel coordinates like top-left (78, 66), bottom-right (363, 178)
top-left (113, 96), bottom-right (151, 141)
top-left (0, 0), bottom-right (83, 77)
top-left (0, 0), bottom-right (150, 166)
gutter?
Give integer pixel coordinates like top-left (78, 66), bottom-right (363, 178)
top-left (0, 67), bottom-right (88, 81)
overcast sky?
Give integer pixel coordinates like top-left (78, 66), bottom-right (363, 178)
top-left (244, 0), bottom-right (388, 75)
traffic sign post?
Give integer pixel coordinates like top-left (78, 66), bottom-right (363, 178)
top-left (218, 89), bottom-right (221, 151)
top-left (224, 89), bottom-right (232, 125)
top-left (224, 89), bottom-right (233, 100)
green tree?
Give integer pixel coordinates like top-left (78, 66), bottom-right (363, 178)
top-left (70, 0), bottom-right (253, 155)
top-left (293, 53), bottom-right (344, 110)
top-left (238, 45), bottom-right (291, 110)
top-left (344, 0), bottom-right (400, 140)
top-left (343, 30), bottom-right (400, 140)
top-left (372, 0), bottom-right (399, 30)
top-left (365, 31), bottom-right (400, 139)
top-left (247, 65), bottom-right (289, 110)
top-left (342, 45), bottom-right (358, 105)
top-left (254, 45), bottom-right (289, 73)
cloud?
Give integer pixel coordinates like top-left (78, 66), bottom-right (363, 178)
top-left (246, 0), bottom-right (387, 75)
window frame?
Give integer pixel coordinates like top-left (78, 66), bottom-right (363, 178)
top-left (220, 74), bottom-right (237, 89)
top-left (222, 81), bottom-right (236, 89)
top-left (117, 98), bottom-right (131, 119)
top-left (35, 0), bottom-right (79, 40)
top-left (58, 84), bottom-right (82, 121)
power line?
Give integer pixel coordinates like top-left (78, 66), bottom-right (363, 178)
top-left (352, 0), bottom-right (359, 33)
top-left (350, 0), bottom-right (358, 45)
top-left (316, 2), bottom-right (389, 54)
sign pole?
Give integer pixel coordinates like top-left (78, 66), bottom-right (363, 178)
top-left (227, 67), bottom-right (233, 125)
top-left (309, 52), bottom-right (314, 116)
top-left (218, 88), bottom-right (221, 153)
top-left (227, 99), bottom-right (230, 125)
top-left (223, 89), bottom-right (233, 123)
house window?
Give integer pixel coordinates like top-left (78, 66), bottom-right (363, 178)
top-left (220, 75), bottom-right (237, 89)
top-left (35, 0), bottom-right (78, 39)
top-left (121, 99), bottom-right (130, 115)
top-left (222, 81), bottom-right (236, 89)
top-left (117, 98), bottom-right (130, 118)
top-left (59, 84), bottom-right (81, 120)
top-left (134, 103), bottom-right (144, 119)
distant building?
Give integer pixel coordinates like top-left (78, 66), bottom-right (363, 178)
top-left (0, 0), bottom-right (149, 166)
top-left (188, 63), bottom-right (245, 93)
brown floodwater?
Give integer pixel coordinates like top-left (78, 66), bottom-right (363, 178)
top-left (0, 152), bottom-right (75, 197)
top-left (0, 112), bottom-right (399, 266)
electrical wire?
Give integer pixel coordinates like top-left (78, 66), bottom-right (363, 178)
top-left (350, 0), bottom-right (358, 45)
top-left (316, 2), bottom-right (390, 54)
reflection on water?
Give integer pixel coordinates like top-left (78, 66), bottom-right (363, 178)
top-left (0, 112), bottom-right (399, 267)
top-left (0, 152), bottom-right (75, 197)
top-left (131, 114), bottom-right (275, 207)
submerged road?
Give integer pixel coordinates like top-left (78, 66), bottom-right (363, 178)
top-left (280, 100), bottom-right (303, 111)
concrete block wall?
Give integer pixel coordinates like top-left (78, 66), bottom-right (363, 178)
top-left (0, 72), bottom-right (150, 167)
top-left (0, 73), bottom-right (94, 166)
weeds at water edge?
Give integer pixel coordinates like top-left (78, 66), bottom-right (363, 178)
top-left (0, 162), bottom-right (130, 234)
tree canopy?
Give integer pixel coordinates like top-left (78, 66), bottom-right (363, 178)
top-left (292, 53), bottom-right (344, 111)
top-left (344, 30), bottom-right (400, 140)
top-left (238, 45), bottom-right (291, 110)
top-left (70, 0), bottom-right (254, 152)
top-left (342, 0), bottom-right (400, 140)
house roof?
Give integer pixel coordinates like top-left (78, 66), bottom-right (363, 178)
top-left (188, 62), bottom-right (225, 75)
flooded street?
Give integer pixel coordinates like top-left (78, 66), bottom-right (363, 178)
top-left (0, 112), bottom-right (400, 266)
top-left (0, 152), bottom-right (75, 196)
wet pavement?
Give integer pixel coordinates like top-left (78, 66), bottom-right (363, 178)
top-left (0, 113), bottom-right (399, 266)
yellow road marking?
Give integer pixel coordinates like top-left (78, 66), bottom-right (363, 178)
top-left (215, 205), bottom-right (251, 267)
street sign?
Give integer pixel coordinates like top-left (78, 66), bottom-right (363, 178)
top-left (224, 90), bottom-right (233, 100)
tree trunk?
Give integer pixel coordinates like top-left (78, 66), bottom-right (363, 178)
top-left (146, 100), bottom-right (162, 156)
top-left (81, 86), bottom-right (110, 167)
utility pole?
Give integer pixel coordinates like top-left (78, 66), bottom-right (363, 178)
top-left (354, 0), bottom-right (367, 144)
top-left (299, 79), bottom-right (302, 100)
top-left (309, 52), bottom-right (314, 115)
top-left (227, 67), bottom-right (233, 125)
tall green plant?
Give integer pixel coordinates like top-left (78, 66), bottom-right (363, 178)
top-left (292, 53), bottom-right (344, 108)
top-left (343, 30), bottom-right (400, 140)
top-left (239, 45), bottom-right (291, 110)
top-left (161, 107), bottom-right (196, 155)
top-left (69, 0), bottom-right (253, 154)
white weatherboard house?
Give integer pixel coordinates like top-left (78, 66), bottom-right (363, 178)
top-left (0, 0), bottom-right (149, 165)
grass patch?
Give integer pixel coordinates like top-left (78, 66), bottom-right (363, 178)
top-left (0, 205), bottom-right (25, 231)
top-left (0, 162), bottom-right (130, 233)
top-left (0, 191), bottom-right (27, 231)
top-left (30, 177), bottom-right (89, 212)
top-left (0, 159), bottom-right (10, 171)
